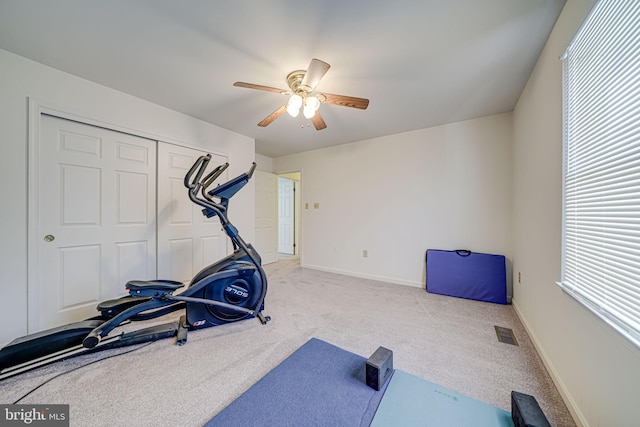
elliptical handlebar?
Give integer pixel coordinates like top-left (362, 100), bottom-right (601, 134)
top-left (184, 154), bottom-right (211, 190)
top-left (184, 156), bottom-right (258, 216)
top-left (201, 163), bottom-right (230, 193)
top-left (247, 162), bottom-right (257, 179)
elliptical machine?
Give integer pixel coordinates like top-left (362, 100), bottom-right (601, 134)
top-left (0, 154), bottom-right (270, 380)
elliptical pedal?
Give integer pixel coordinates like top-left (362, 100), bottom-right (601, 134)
top-left (97, 296), bottom-right (152, 318)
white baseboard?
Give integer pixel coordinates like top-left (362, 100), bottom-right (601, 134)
top-left (301, 263), bottom-right (423, 288)
top-left (512, 300), bottom-right (588, 427)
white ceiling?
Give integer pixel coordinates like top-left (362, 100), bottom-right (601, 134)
top-left (0, 0), bottom-right (565, 158)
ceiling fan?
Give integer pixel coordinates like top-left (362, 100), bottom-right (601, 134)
top-left (233, 58), bottom-right (369, 130)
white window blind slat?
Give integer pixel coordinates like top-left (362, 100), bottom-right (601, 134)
top-left (559, 0), bottom-right (640, 348)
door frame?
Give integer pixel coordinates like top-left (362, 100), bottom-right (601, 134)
top-left (276, 170), bottom-right (302, 258)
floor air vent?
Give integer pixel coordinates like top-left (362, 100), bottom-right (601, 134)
top-left (494, 326), bottom-right (518, 346)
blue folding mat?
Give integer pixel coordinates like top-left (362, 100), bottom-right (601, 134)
top-left (206, 338), bottom-right (515, 426)
top-left (425, 249), bottom-right (508, 304)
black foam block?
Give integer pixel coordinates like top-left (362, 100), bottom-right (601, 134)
top-left (511, 391), bottom-right (551, 427)
top-left (366, 346), bottom-right (393, 391)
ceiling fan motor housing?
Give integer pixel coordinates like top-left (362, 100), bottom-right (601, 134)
top-left (286, 70), bottom-right (309, 94)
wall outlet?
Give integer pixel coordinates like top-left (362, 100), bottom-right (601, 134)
top-left (314, 202), bottom-right (319, 209)
top-left (363, 249), bottom-right (368, 258)
top-left (518, 272), bottom-right (521, 284)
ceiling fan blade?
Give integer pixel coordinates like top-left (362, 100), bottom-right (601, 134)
top-left (319, 93), bottom-right (369, 110)
top-left (300, 58), bottom-right (330, 92)
top-left (311, 111), bottom-right (327, 131)
top-left (258, 104), bottom-right (287, 127)
top-left (234, 82), bottom-right (290, 95)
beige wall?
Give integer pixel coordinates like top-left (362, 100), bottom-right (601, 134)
top-left (512, 0), bottom-right (640, 425)
top-left (255, 153), bottom-right (274, 173)
top-left (275, 113), bottom-right (513, 288)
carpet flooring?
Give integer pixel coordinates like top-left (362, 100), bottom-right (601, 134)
top-left (0, 258), bottom-right (575, 426)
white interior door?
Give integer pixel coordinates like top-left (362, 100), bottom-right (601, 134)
top-left (35, 114), bottom-right (157, 331)
top-left (157, 144), bottom-right (228, 283)
top-left (255, 170), bottom-right (277, 264)
top-left (278, 177), bottom-right (295, 255)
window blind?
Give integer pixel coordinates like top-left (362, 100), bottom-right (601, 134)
top-left (560, 0), bottom-right (640, 348)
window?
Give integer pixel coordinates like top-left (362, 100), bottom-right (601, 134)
top-left (560, 0), bottom-right (640, 348)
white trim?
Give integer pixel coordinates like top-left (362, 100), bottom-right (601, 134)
top-left (28, 98), bottom-right (229, 158)
top-left (556, 281), bottom-right (640, 350)
top-left (512, 300), bottom-right (588, 427)
top-left (301, 263), bottom-right (423, 288)
top-left (27, 99), bottom-right (42, 332)
top-left (276, 167), bottom-right (304, 265)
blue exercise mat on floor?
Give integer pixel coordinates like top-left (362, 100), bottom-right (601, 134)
top-left (370, 370), bottom-right (513, 427)
top-left (205, 338), bottom-right (387, 427)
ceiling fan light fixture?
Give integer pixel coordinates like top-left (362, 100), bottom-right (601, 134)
top-left (303, 105), bottom-right (316, 119)
top-left (305, 95), bottom-right (320, 111)
top-left (287, 94), bottom-right (302, 117)
top-left (287, 104), bottom-right (300, 117)
top-left (303, 95), bottom-right (321, 119)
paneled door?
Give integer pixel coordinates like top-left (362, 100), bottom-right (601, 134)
top-left (35, 114), bottom-right (157, 331)
top-left (156, 144), bottom-right (228, 284)
top-left (278, 177), bottom-right (295, 255)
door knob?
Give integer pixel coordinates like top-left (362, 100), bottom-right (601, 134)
top-left (44, 234), bottom-right (55, 242)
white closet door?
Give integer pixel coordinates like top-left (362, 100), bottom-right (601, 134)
top-left (36, 115), bottom-right (157, 331)
top-left (278, 177), bottom-right (295, 254)
top-left (255, 170), bottom-right (278, 264)
top-left (157, 143), bottom-right (228, 284)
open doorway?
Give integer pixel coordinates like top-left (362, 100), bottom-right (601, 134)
top-left (278, 172), bottom-right (301, 258)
